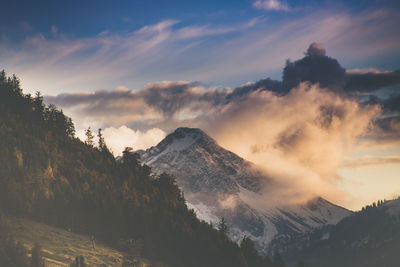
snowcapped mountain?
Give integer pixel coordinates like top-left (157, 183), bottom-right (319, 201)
top-left (138, 127), bottom-right (352, 254)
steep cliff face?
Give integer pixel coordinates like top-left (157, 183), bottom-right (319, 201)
top-left (139, 127), bottom-right (352, 254)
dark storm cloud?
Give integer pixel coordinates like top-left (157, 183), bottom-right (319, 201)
top-left (142, 82), bottom-right (227, 118)
top-left (345, 70), bottom-right (400, 92)
top-left (360, 91), bottom-right (400, 147)
top-left (305, 42), bottom-right (326, 57)
top-left (365, 94), bottom-right (400, 113)
top-left (360, 114), bottom-right (400, 149)
top-left (46, 88), bottom-right (134, 107)
top-left (230, 43), bottom-right (347, 97)
top-left (227, 78), bottom-right (284, 100)
top-left (383, 94), bottom-right (400, 112)
top-left (282, 44), bottom-right (346, 92)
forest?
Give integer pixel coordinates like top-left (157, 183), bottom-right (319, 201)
top-left (0, 70), bottom-right (291, 267)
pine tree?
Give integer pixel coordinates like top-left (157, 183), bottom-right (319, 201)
top-left (0, 70), bottom-right (6, 82)
top-left (33, 92), bottom-right (45, 116)
top-left (84, 127), bottom-right (94, 147)
top-left (97, 128), bottom-right (112, 156)
top-left (98, 128), bottom-right (105, 150)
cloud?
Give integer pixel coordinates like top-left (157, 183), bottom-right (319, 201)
top-left (362, 114), bottom-right (400, 149)
top-left (205, 83), bottom-right (380, 203)
top-left (345, 70), bottom-right (400, 92)
top-left (1, 8), bottom-right (399, 96)
top-left (342, 155), bottom-right (400, 168)
top-left (282, 43), bottom-right (346, 91)
top-left (45, 81), bottom-right (231, 138)
top-left (44, 42), bottom-right (400, 206)
top-left (174, 25), bottom-right (236, 40)
top-left (48, 80), bottom-right (381, 204)
top-left (76, 126), bottom-right (166, 156)
top-left (305, 42), bottom-right (326, 56)
top-left (365, 95), bottom-right (400, 113)
top-left (102, 126), bottom-right (166, 155)
top-left (140, 81), bottom-right (227, 118)
top-left (51, 25), bottom-right (58, 36)
top-left (253, 0), bottom-right (289, 11)
top-left (278, 43), bottom-right (400, 95)
top-left (346, 68), bottom-right (391, 75)
top-left (227, 78), bottom-right (284, 99)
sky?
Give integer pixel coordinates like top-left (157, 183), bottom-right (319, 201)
top-left (1, 0), bottom-right (400, 210)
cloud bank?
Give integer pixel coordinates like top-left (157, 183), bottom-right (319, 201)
top-left (206, 83), bottom-right (380, 203)
top-left (44, 43), bottom-right (400, 207)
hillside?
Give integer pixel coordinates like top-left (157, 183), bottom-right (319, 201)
top-left (9, 217), bottom-right (147, 266)
top-left (139, 127), bottom-right (351, 254)
top-left (282, 198), bottom-right (400, 267)
top-left (0, 71), bottom-right (269, 267)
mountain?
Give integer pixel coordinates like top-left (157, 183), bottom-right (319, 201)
top-left (283, 198), bottom-right (400, 267)
top-left (0, 71), bottom-right (260, 267)
top-left (138, 127), bottom-right (352, 254)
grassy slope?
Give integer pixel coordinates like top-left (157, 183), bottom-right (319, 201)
top-left (9, 217), bottom-right (150, 267)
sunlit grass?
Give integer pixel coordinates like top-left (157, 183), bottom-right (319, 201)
top-left (9, 217), bottom-right (149, 267)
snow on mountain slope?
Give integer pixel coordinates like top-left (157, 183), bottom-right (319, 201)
top-left (138, 127), bottom-right (352, 254)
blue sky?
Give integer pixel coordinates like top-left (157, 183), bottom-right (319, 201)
top-left (1, 0), bottom-right (400, 210)
top-left (1, 0), bottom-right (399, 94)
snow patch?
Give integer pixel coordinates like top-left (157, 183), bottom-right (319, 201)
top-left (186, 201), bottom-right (219, 224)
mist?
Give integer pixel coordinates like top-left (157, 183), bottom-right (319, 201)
top-left (205, 83), bottom-right (380, 205)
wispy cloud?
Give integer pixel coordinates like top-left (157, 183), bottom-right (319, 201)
top-left (174, 25), bottom-right (236, 39)
top-left (0, 8), bottom-right (398, 95)
top-left (342, 155), bottom-right (400, 168)
top-left (346, 68), bottom-right (391, 75)
top-left (253, 0), bottom-right (289, 11)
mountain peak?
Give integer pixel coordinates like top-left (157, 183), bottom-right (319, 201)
top-left (140, 126), bottom-right (261, 194)
top-left (147, 127), bottom-right (216, 155)
top-left (169, 127), bottom-right (209, 143)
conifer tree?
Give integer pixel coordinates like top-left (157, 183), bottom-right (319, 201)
top-left (98, 128), bottom-right (105, 150)
top-left (84, 127), bottom-right (94, 147)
